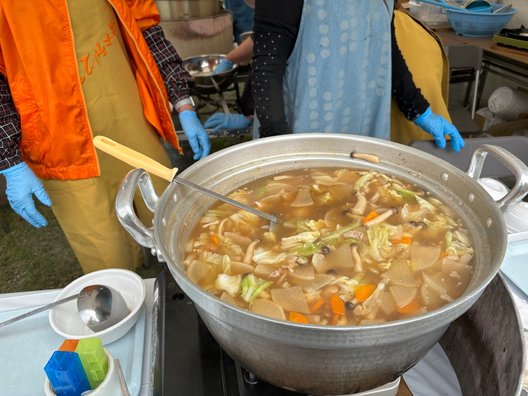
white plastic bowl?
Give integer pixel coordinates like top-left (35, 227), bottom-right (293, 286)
top-left (49, 269), bottom-right (146, 345)
top-left (504, 202), bottom-right (528, 233)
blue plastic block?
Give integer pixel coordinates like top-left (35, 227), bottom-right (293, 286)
top-left (44, 351), bottom-right (91, 396)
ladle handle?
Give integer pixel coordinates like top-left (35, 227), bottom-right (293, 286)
top-left (93, 136), bottom-right (178, 182)
top-left (172, 176), bottom-right (279, 223)
top-left (413, 0), bottom-right (462, 10)
top-left (0, 293), bottom-right (79, 329)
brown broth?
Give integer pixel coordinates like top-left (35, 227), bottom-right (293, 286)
top-left (183, 168), bottom-right (475, 325)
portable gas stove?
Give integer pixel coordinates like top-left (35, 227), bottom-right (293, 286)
top-left (493, 25), bottom-right (528, 50)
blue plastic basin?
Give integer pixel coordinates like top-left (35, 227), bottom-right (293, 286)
top-left (447, 4), bottom-right (517, 38)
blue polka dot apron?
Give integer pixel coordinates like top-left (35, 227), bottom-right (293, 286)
top-left (285, 0), bottom-right (393, 138)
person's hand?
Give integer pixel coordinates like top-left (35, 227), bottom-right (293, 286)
top-left (214, 59), bottom-right (234, 75)
top-left (178, 110), bottom-right (211, 160)
top-left (0, 162), bottom-right (51, 227)
top-left (204, 113), bottom-right (251, 133)
top-left (413, 107), bottom-right (465, 152)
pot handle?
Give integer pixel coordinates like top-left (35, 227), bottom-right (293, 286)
top-left (467, 144), bottom-right (528, 212)
top-left (115, 168), bottom-right (159, 249)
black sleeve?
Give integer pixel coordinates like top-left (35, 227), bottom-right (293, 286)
top-left (251, 0), bottom-right (303, 137)
top-left (237, 75), bottom-right (255, 116)
top-left (391, 13), bottom-right (430, 121)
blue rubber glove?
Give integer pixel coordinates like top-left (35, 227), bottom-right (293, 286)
top-left (0, 162), bottom-right (51, 227)
top-left (178, 110), bottom-right (211, 160)
top-left (213, 59), bottom-right (234, 75)
top-left (204, 113), bottom-right (251, 133)
top-left (413, 107), bottom-right (465, 152)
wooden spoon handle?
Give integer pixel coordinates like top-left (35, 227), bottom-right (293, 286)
top-left (94, 136), bottom-right (280, 224)
top-left (93, 136), bottom-right (178, 182)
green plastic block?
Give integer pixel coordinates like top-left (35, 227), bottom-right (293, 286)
top-left (75, 338), bottom-right (108, 389)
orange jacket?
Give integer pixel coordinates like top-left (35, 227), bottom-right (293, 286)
top-left (0, 0), bottom-right (181, 180)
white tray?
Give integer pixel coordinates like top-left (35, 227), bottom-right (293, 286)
top-left (0, 287), bottom-right (147, 395)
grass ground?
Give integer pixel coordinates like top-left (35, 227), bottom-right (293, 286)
top-left (0, 203), bottom-right (164, 293)
top-left (0, 204), bottom-right (83, 293)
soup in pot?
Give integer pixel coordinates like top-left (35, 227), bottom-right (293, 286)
top-left (183, 168), bottom-right (474, 325)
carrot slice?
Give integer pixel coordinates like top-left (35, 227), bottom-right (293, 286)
top-left (310, 297), bottom-right (325, 313)
top-left (391, 236), bottom-right (413, 245)
top-left (289, 311), bottom-right (309, 324)
top-left (330, 294), bottom-right (345, 316)
top-left (330, 313), bottom-right (341, 325)
top-left (355, 284), bottom-right (376, 302)
top-left (397, 298), bottom-right (420, 314)
top-left (362, 211), bottom-right (379, 224)
top-left (210, 234), bottom-right (220, 245)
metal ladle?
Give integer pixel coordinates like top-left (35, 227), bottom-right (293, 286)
top-left (93, 136), bottom-right (280, 225)
top-left (493, 4), bottom-right (512, 13)
top-left (77, 285), bottom-right (129, 332)
top-left (0, 285), bottom-right (129, 331)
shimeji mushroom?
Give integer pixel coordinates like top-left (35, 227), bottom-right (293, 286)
top-left (364, 207), bottom-right (398, 227)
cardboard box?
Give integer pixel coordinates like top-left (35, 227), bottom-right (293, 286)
top-left (475, 113), bottom-right (528, 136)
top-left (475, 113), bottom-right (486, 130)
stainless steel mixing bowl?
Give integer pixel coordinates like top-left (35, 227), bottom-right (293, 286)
top-left (183, 54), bottom-right (238, 94)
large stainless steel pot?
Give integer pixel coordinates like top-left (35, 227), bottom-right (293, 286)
top-left (116, 134), bottom-right (528, 395)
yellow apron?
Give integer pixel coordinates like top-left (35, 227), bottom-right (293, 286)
top-left (42, 0), bottom-right (172, 273)
top-left (390, 10), bottom-right (451, 145)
